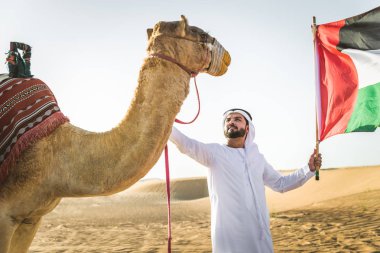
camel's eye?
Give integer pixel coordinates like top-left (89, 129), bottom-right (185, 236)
top-left (190, 28), bottom-right (198, 34)
top-left (200, 33), bottom-right (207, 42)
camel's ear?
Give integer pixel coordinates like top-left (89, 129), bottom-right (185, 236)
top-left (179, 15), bottom-right (188, 37)
top-left (147, 28), bottom-right (153, 40)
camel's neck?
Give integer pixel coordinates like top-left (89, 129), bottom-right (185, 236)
top-left (110, 57), bottom-right (191, 189)
top-left (55, 57), bottom-right (190, 196)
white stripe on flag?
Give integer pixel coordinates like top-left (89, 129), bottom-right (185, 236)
top-left (342, 49), bottom-right (380, 89)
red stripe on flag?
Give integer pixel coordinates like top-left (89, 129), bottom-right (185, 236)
top-left (317, 20), bottom-right (358, 141)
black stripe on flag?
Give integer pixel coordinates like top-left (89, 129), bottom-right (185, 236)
top-left (338, 6), bottom-right (380, 51)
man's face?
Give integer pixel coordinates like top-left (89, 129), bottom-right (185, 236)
top-left (224, 113), bottom-right (249, 139)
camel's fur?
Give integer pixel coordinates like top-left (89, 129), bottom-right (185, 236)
top-left (0, 16), bottom-right (230, 252)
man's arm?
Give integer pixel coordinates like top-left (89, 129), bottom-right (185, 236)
top-left (263, 150), bottom-right (321, 193)
top-left (170, 126), bottom-right (214, 167)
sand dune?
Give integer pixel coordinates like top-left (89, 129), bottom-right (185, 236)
top-left (130, 177), bottom-right (209, 201)
top-left (266, 165), bottom-right (380, 212)
top-left (30, 166), bottom-right (380, 252)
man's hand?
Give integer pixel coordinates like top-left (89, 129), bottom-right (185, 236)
top-left (308, 149), bottom-right (322, 172)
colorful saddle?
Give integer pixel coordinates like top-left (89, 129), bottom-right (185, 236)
top-left (0, 76), bottom-right (69, 184)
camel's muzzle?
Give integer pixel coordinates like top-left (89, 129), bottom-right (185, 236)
top-left (207, 39), bottom-right (231, 76)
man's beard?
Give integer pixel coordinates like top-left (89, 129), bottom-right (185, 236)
top-left (224, 127), bottom-right (246, 138)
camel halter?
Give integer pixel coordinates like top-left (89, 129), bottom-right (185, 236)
top-left (150, 52), bottom-right (202, 253)
top-left (150, 53), bottom-right (199, 77)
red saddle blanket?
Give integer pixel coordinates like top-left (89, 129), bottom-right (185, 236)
top-left (0, 77), bottom-right (69, 184)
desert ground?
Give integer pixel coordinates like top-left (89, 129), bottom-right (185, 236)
top-left (29, 166), bottom-right (380, 252)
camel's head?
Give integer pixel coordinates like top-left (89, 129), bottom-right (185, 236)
top-left (147, 15), bottom-right (230, 76)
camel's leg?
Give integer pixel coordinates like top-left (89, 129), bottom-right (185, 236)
top-left (9, 217), bottom-right (42, 253)
top-left (0, 215), bottom-right (17, 253)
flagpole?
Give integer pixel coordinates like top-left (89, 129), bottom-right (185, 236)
top-left (312, 16), bottom-right (320, 180)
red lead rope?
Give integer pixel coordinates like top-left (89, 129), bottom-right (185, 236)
top-left (174, 76), bottom-right (201, 124)
top-left (165, 76), bottom-right (200, 252)
top-left (164, 145), bottom-right (172, 252)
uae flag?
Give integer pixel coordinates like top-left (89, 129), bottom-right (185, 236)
top-left (316, 6), bottom-right (380, 141)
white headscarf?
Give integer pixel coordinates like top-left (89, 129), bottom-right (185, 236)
top-left (222, 109), bottom-right (258, 153)
top-left (222, 108), bottom-right (265, 166)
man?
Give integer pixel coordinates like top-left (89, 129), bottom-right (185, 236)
top-left (169, 108), bottom-right (322, 253)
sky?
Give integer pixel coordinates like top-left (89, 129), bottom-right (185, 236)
top-left (1, 0), bottom-right (380, 180)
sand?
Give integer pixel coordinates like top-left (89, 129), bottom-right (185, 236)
top-left (29, 166), bottom-right (380, 252)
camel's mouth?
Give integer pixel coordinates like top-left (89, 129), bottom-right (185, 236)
top-left (207, 39), bottom-right (231, 76)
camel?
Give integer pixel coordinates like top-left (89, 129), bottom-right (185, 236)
top-left (0, 16), bottom-right (230, 252)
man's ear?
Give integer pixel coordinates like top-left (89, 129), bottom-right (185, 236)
top-left (244, 124), bottom-right (249, 140)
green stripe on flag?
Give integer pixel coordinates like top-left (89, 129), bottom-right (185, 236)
top-left (346, 82), bottom-right (380, 132)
